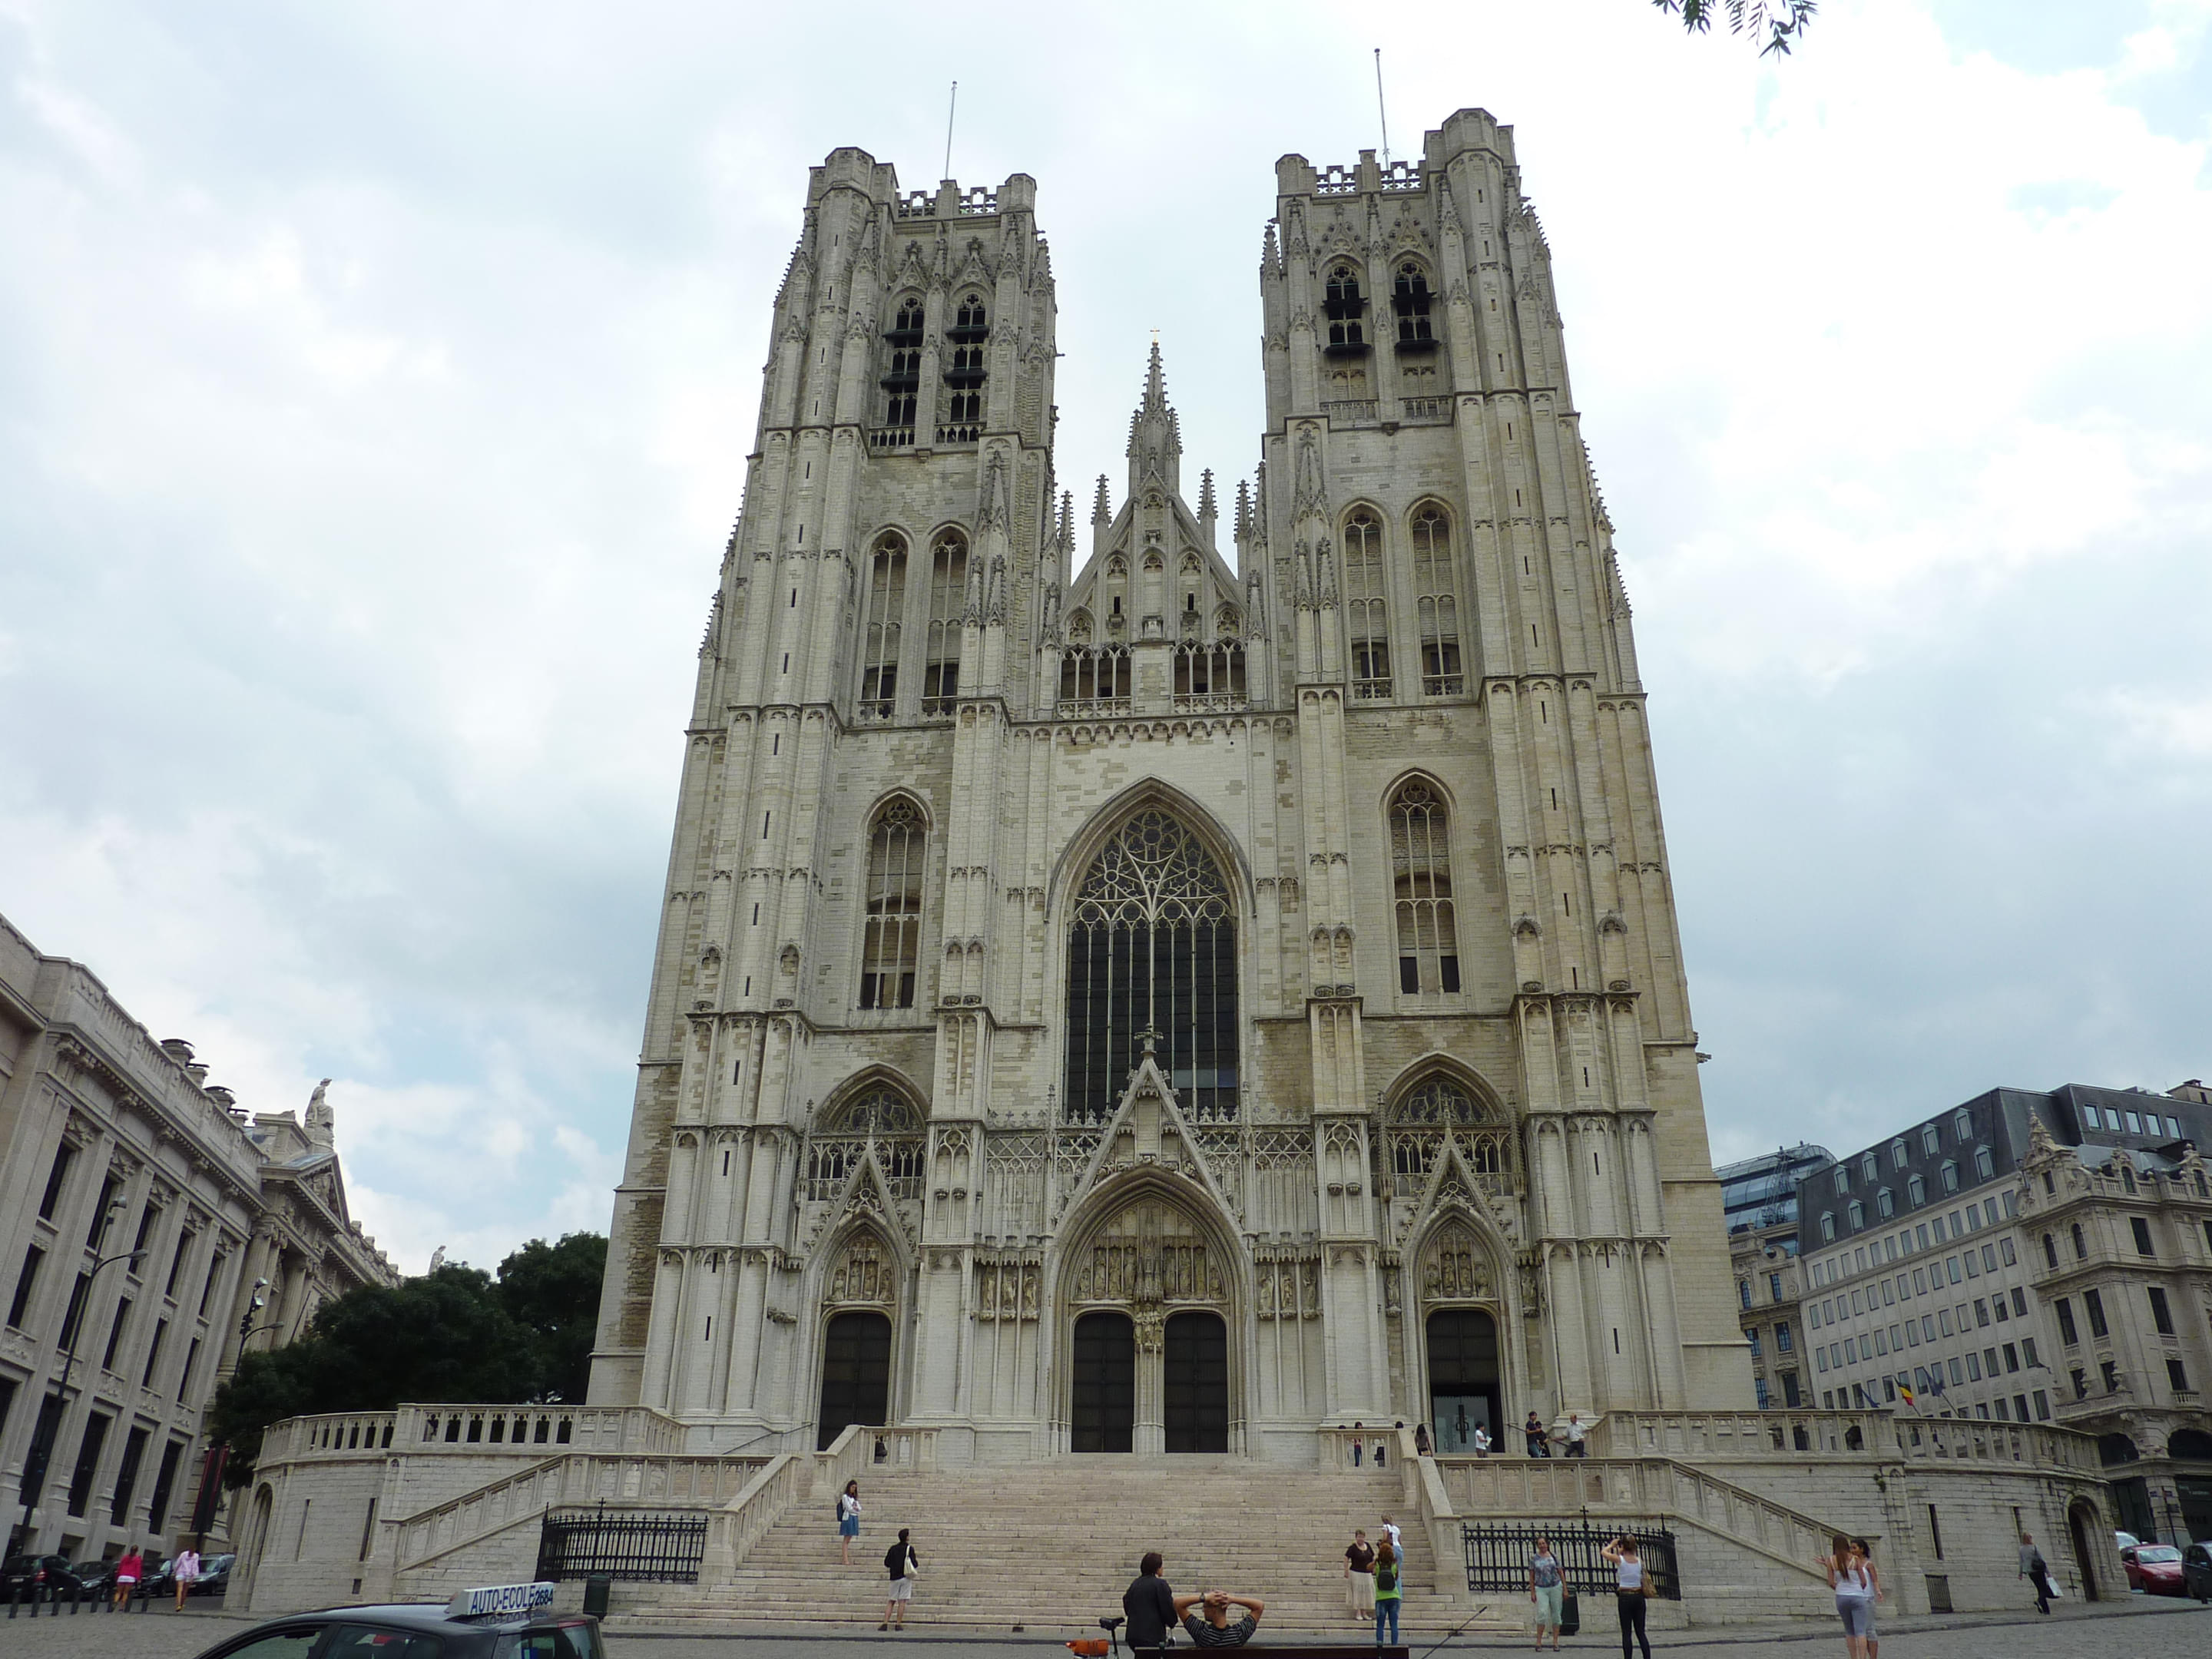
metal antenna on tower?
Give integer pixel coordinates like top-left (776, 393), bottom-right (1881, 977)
top-left (1373, 49), bottom-right (1391, 166)
top-left (943, 81), bottom-right (959, 180)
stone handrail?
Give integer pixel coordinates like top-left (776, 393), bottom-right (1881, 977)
top-left (396, 1453), bottom-right (767, 1571)
top-left (270, 1402), bottom-right (688, 1462)
top-left (707, 1452), bottom-right (810, 1574)
top-left (1316, 1425), bottom-right (1407, 1472)
top-left (816, 1422), bottom-right (873, 1497)
top-left (1894, 1415), bottom-right (2101, 1471)
top-left (1597, 1407), bottom-right (2102, 1472)
top-left (863, 1425), bottom-right (940, 1472)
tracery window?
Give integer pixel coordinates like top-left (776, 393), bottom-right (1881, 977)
top-left (859, 797), bottom-right (926, 1010)
top-left (1390, 780), bottom-right (1459, 994)
top-left (1343, 509), bottom-right (1390, 698)
top-left (1385, 1075), bottom-right (1510, 1187)
top-left (805, 1085), bottom-right (925, 1200)
top-left (1064, 811), bottom-right (1237, 1124)
top-left (859, 533), bottom-right (906, 718)
top-left (1392, 262), bottom-right (1434, 344)
top-left (1173, 642), bottom-right (1246, 708)
top-left (922, 531), bottom-right (966, 713)
top-left (1058, 644), bottom-right (1131, 710)
top-left (1409, 505), bottom-right (1461, 696)
top-left (880, 296), bottom-right (923, 435)
top-left (1324, 264), bottom-right (1366, 349)
top-left (942, 294), bottom-right (988, 440)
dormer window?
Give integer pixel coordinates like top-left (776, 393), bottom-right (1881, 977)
top-left (1392, 262), bottom-right (1434, 345)
top-left (1324, 265), bottom-right (1366, 351)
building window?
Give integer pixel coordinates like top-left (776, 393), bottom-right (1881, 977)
top-left (1343, 510), bottom-right (1390, 697)
top-left (2055, 1298), bottom-right (2078, 1345)
top-left (1783, 1371), bottom-right (1801, 1406)
top-left (2085, 1288), bottom-right (2108, 1339)
top-left (1922, 1124), bottom-right (1939, 1156)
top-left (1820, 1212), bottom-right (1836, 1243)
top-left (1389, 779), bottom-right (1459, 995)
top-left (2071, 1222), bottom-right (2087, 1260)
top-left (1907, 1174), bottom-right (1925, 1206)
top-left (1877, 1188), bottom-right (1894, 1218)
top-left (858, 532), bottom-right (907, 716)
top-left (2168, 1357), bottom-right (2191, 1393)
top-left (922, 530), bottom-right (966, 711)
top-left (1747, 1326), bottom-right (1762, 1355)
top-left (1060, 643), bottom-right (1131, 707)
top-left (38, 1142), bottom-right (75, 1220)
top-left (1324, 264), bottom-right (1366, 349)
top-left (1387, 1077), bottom-right (1510, 1181)
top-left (1847, 1200), bottom-right (1863, 1230)
top-left (1740, 1280), bottom-right (1753, 1310)
top-left (2043, 1232), bottom-right (2058, 1269)
top-left (2131, 1217), bottom-right (2154, 1257)
top-left (2150, 1286), bottom-right (2174, 1335)
top-left (1064, 810), bottom-right (1237, 1124)
top-left (2070, 1366), bottom-right (2087, 1398)
top-left (1861, 1154), bottom-right (1878, 1186)
top-left (1392, 262), bottom-right (1434, 343)
top-left (1952, 1110), bottom-right (1971, 1141)
top-left (1940, 1161), bottom-right (1959, 1193)
top-left (1770, 1272), bottom-right (1784, 1302)
top-left (805, 1087), bottom-right (926, 1200)
top-left (7, 1245), bottom-right (43, 1330)
top-left (1836, 1166), bottom-right (1851, 1194)
top-left (2100, 1359), bottom-right (2119, 1392)
top-left (2022, 1334), bottom-right (2038, 1366)
top-left (1173, 641), bottom-right (1246, 704)
top-left (1754, 1376), bottom-right (1769, 1408)
top-left (1973, 1145), bottom-right (1993, 1179)
top-left (1409, 505), bottom-right (1462, 695)
top-left (1777, 1320), bottom-right (1793, 1352)
top-left (879, 296), bottom-right (923, 435)
top-left (942, 294), bottom-right (988, 436)
top-left (859, 796), bottom-right (926, 1011)
top-left (1889, 1138), bottom-right (1908, 1168)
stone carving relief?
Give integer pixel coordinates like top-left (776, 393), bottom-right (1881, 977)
top-left (826, 1231), bottom-right (895, 1306)
top-left (1069, 1197), bottom-right (1227, 1306)
top-left (975, 1253), bottom-right (1040, 1322)
top-left (1422, 1222), bottom-right (1493, 1302)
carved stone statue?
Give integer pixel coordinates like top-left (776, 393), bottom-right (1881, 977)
top-left (304, 1078), bottom-right (335, 1151)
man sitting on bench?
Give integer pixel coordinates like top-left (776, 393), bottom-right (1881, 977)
top-left (1181, 1589), bottom-right (1266, 1648)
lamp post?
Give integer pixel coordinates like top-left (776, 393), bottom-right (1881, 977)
top-left (12, 1198), bottom-right (144, 1553)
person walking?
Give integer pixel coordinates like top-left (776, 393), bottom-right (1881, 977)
top-left (1528, 1535), bottom-right (1564, 1653)
top-left (1380, 1515), bottom-right (1402, 1558)
top-left (171, 1546), bottom-right (200, 1611)
top-left (1346, 1529), bottom-right (1377, 1624)
top-left (880, 1528), bottom-right (919, 1631)
top-left (838, 1480), bottom-right (863, 1565)
top-left (111, 1548), bottom-right (143, 1608)
top-left (2018, 1531), bottom-right (2052, 1615)
top-left (1373, 1540), bottom-right (1402, 1646)
top-left (1601, 1535), bottom-right (1651, 1659)
top-left (1851, 1538), bottom-right (1883, 1659)
top-left (1525, 1411), bottom-right (1550, 1458)
top-left (1817, 1532), bottom-right (1874, 1659)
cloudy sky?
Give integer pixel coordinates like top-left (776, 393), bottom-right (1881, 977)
top-left (2, 1), bottom-right (2207, 1274)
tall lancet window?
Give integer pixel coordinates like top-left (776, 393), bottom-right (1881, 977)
top-left (922, 531), bottom-right (966, 713)
top-left (1411, 505), bottom-right (1462, 696)
top-left (859, 797), bottom-right (926, 1009)
top-left (1390, 779), bottom-right (1459, 995)
top-left (1343, 509), bottom-right (1391, 699)
top-left (942, 294), bottom-right (988, 439)
top-left (880, 296), bottom-right (923, 437)
top-left (859, 532), bottom-right (906, 718)
top-left (1065, 810), bottom-right (1237, 1124)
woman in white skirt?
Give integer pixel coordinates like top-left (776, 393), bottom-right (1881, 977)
top-left (1345, 1529), bottom-right (1377, 1621)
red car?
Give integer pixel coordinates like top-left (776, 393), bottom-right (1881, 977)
top-left (2121, 1543), bottom-right (2187, 1595)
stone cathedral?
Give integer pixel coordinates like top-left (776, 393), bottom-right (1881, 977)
top-left (588, 108), bottom-right (1754, 1463)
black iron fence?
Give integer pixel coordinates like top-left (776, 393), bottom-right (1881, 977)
top-left (1461, 1521), bottom-right (1680, 1600)
top-left (535, 1509), bottom-right (707, 1583)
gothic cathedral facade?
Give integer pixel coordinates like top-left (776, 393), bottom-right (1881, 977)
top-left (589, 108), bottom-right (1754, 1461)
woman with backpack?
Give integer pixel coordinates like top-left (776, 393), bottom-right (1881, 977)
top-left (838, 1480), bottom-right (862, 1565)
top-left (1372, 1540), bottom-right (1402, 1645)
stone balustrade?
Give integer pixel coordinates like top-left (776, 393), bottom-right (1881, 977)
top-left (266, 1402), bottom-right (688, 1462)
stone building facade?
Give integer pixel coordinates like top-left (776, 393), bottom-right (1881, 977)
top-left (0, 911), bottom-right (394, 1565)
top-left (589, 109), bottom-right (1754, 1463)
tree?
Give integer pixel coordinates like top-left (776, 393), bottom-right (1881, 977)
top-left (491, 1232), bottom-right (608, 1405)
top-left (1654, 0), bottom-right (1818, 57)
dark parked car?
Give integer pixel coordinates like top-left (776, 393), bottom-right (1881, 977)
top-left (2182, 1541), bottom-right (2212, 1603)
top-left (188, 1552), bottom-right (237, 1598)
top-left (2121, 1542), bottom-right (2187, 1595)
top-left (0, 1555), bottom-right (97, 1600)
top-left (188, 1586), bottom-right (601, 1658)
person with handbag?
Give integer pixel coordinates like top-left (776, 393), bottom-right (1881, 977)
top-left (171, 1547), bottom-right (200, 1610)
top-left (881, 1528), bottom-right (919, 1631)
top-left (1528, 1535), bottom-right (1565, 1652)
top-left (1600, 1535), bottom-right (1651, 1659)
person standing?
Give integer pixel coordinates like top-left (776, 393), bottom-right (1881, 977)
top-left (1412, 1423), bottom-right (1432, 1457)
top-left (111, 1547), bottom-right (142, 1608)
top-left (1851, 1538), bottom-right (1883, 1659)
top-left (1528, 1535), bottom-right (1564, 1653)
top-left (171, 1546), bottom-right (200, 1611)
top-left (1380, 1514), bottom-right (1402, 1558)
top-left (1558, 1413), bottom-right (1588, 1459)
top-left (1818, 1532), bottom-right (1873, 1659)
top-left (2018, 1532), bottom-right (2051, 1615)
top-left (1345, 1529), bottom-right (1376, 1624)
top-left (1373, 1540), bottom-right (1402, 1646)
top-left (880, 1528), bottom-right (919, 1631)
top-left (1525, 1412), bottom-right (1550, 1458)
top-left (1351, 1421), bottom-right (1365, 1467)
top-left (838, 1480), bottom-right (863, 1565)
top-left (1601, 1535), bottom-right (1651, 1659)
top-left (1124, 1550), bottom-right (1180, 1650)
top-left (1472, 1423), bottom-right (1492, 1459)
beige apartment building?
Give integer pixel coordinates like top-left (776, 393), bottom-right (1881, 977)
top-left (0, 912), bottom-right (394, 1566)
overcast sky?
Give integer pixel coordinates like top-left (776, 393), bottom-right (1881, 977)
top-left (3, 1), bottom-right (2207, 1275)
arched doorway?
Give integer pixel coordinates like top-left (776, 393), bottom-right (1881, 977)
top-left (1163, 1310), bottom-right (1228, 1452)
top-left (2067, 1499), bottom-right (2101, 1601)
top-left (1071, 1310), bottom-right (1135, 1452)
top-left (816, 1310), bottom-right (892, 1450)
top-left (1426, 1308), bottom-right (1501, 1454)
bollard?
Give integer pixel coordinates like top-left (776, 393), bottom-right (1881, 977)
top-left (7, 1584), bottom-right (17, 1618)
top-left (68, 1582), bottom-right (80, 1614)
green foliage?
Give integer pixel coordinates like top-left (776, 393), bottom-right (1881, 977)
top-left (206, 1237), bottom-right (605, 1485)
top-left (1653, 0), bottom-right (1818, 57)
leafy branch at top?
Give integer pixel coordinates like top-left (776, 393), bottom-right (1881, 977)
top-left (1654, 0), bottom-right (1818, 57)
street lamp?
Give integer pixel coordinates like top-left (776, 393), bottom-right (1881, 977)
top-left (12, 1194), bottom-right (144, 1553)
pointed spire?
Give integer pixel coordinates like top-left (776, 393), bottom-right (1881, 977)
top-left (1092, 475), bottom-right (1111, 524)
top-left (1234, 478), bottom-right (1252, 541)
top-left (1262, 220), bottom-right (1281, 276)
top-left (1057, 490), bottom-right (1075, 551)
top-left (1142, 339), bottom-right (1167, 416)
top-left (1126, 341), bottom-right (1183, 495)
top-left (1198, 469), bottom-right (1218, 551)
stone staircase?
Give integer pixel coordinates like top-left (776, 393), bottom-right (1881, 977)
top-left (614, 1458), bottom-right (1522, 1634)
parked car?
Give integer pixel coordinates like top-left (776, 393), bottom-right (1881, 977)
top-left (187, 1553), bottom-right (237, 1598)
top-left (187, 1583), bottom-right (601, 1658)
top-left (0, 1555), bottom-right (97, 1599)
top-left (2121, 1542), bottom-right (2187, 1595)
top-left (2115, 1529), bottom-right (2140, 1550)
top-left (2181, 1541), bottom-right (2212, 1603)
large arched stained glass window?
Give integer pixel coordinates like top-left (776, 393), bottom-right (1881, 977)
top-left (859, 797), bottom-right (926, 1009)
top-left (1391, 779), bottom-right (1460, 995)
top-left (1065, 810), bottom-right (1237, 1124)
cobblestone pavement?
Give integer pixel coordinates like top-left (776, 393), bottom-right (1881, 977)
top-left (0, 1598), bottom-right (2204, 1657)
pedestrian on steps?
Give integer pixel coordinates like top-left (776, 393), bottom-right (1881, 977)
top-left (1350, 1421), bottom-right (1365, 1466)
top-left (1816, 1532), bottom-right (1874, 1659)
top-left (1850, 1538), bottom-right (1883, 1659)
top-left (1527, 1535), bottom-right (1563, 1653)
top-left (1380, 1514), bottom-right (1402, 1558)
top-left (1524, 1412), bottom-right (1550, 1459)
top-left (1372, 1540), bottom-right (1402, 1646)
top-left (2018, 1532), bottom-right (2051, 1615)
top-left (880, 1528), bottom-right (919, 1631)
top-left (1412, 1423), bottom-right (1432, 1457)
top-left (839, 1480), bottom-right (863, 1565)
top-left (1345, 1528), bottom-right (1376, 1622)
top-left (1600, 1534), bottom-right (1651, 1659)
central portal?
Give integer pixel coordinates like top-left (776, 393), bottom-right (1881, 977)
top-left (1071, 1310), bottom-right (1136, 1452)
top-left (1427, 1307), bottom-right (1502, 1454)
top-left (817, 1310), bottom-right (892, 1451)
top-left (1163, 1310), bottom-right (1228, 1452)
